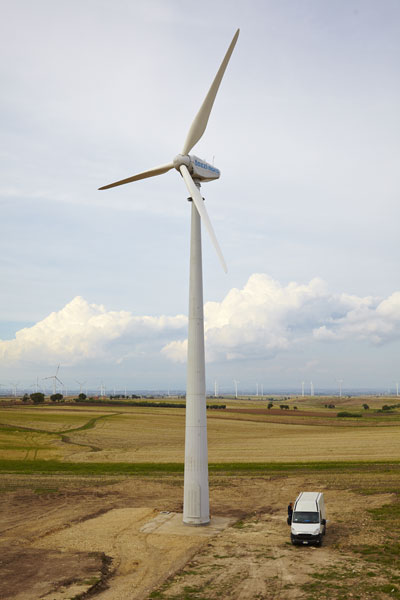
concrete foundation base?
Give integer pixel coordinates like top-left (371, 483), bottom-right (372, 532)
top-left (140, 512), bottom-right (232, 537)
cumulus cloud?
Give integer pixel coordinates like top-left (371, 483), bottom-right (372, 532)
top-left (313, 291), bottom-right (400, 344)
top-left (0, 296), bottom-right (187, 365)
top-left (162, 274), bottom-right (400, 363)
top-left (1, 276), bottom-right (400, 368)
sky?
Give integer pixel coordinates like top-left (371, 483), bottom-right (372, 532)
top-left (1, 0), bottom-right (399, 394)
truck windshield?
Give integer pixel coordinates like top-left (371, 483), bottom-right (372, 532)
top-left (293, 511), bottom-right (319, 524)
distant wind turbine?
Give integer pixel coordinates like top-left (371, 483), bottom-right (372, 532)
top-left (30, 377), bottom-right (40, 393)
top-left (76, 380), bottom-right (86, 395)
top-left (10, 381), bottom-right (20, 398)
top-left (43, 366), bottom-right (63, 395)
top-left (233, 380), bottom-right (240, 399)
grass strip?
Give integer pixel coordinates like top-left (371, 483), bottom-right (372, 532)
top-left (0, 459), bottom-right (399, 476)
top-left (0, 413), bottom-right (117, 436)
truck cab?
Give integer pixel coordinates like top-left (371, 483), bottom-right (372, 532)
top-left (291, 492), bottom-right (326, 546)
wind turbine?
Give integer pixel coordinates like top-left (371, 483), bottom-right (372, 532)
top-left (44, 366), bottom-right (63, 395)
top-left (10, 381), bottom-right (20, 398)
top-left (233, 379), bottom-right (240, 399)
top-left (76, 380), bottom-right (86, 395)
top-left (99, 30), bottom-right (239, 525)
top-left (29, 377), bottom-right (40, 394)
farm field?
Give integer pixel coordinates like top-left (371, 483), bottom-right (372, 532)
top-left (0, 396), bottom-right (399, 599)
top-left (1, 396), bottom-right (400, 464)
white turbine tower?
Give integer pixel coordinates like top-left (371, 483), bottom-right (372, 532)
top-left (44, 366), bottom-right (63, 395)
top-left (76, 380), bottom-right (86, 395)
top-left (10, 381), bottom-right (20, 398)
top-left (99, 29), bottom-right (240, 526)
top-left (233, 379), bottom-right (240, 399)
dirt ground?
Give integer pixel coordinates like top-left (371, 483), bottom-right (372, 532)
top-left (0, 474), bottom-right (395, 600)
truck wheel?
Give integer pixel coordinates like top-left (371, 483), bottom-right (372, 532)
top-left (291, 536), bottom-right (297, 546)
top-left (315, 535), bottom-right (322, 547)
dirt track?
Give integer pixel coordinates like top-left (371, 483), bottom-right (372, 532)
top-left (0, 472), bottom-right (394, 600)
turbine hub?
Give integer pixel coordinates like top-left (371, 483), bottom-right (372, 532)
top-left (173, 154), bottom-right (191, 170)
top-left (174, 154), bottom-right (220, 182)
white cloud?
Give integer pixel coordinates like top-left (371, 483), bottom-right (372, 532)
top-left (0, 296), bottom-right (186, 365)
top-left (163, 274), bottom-right (400, 363)
top-left (1, 276), bottom-right (400, 369)
top-left (313, 291), bottom-right (400, 344)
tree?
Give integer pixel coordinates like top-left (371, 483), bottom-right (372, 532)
top-left (362, 403), bottom-right (369, 410)
top-left (267, 402), bottom-right (273, 409)
top-left (30, 392), bottom-right (45, 404)
top-left (78, 393), bottom-right (87, 401)
top-left (50, 393), bottom-right (63, 402)
top-left (22, 393), bottom-right (29, 402)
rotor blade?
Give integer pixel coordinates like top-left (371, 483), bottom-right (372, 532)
top-left (55, 377), bottom-right (63, 385)
top-left (179, 165), bottom-right (227, 273)
top-left (99, 162), bottom-right (174, 190)
top-left (181, 29), bottom-right (239, 156)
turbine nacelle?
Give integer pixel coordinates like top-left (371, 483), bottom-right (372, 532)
top-left (173, 154), bottom-right (220, 183)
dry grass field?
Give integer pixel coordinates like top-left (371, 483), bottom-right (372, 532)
top-left (1, 395), bottom-right (400, 463)
top-left (1, 395), bottom-right (399, 599)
